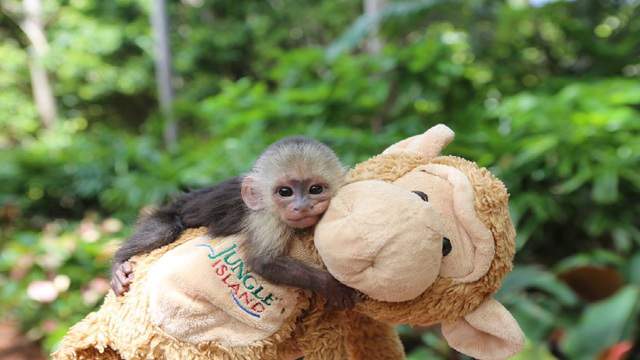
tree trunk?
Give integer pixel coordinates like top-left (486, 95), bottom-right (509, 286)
top-left (151, 0), bottom-right (177, 149)
top-left (364, 0), bottom-right (385, 54)
top-left (364, 0), bottom-right (387, 133)
top-left (22, 0), bottom-right (56, 129)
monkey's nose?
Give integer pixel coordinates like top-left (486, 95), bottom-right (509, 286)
top-left (293, 205), bottom-right (311, 213)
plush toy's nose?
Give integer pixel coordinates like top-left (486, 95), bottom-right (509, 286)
top-left (314, 180), bottom-right (446, 302)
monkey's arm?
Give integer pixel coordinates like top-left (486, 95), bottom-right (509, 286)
top-left (110, 203), bottom-right (186, 296)
top-left (250, 256), bottom-right (357, 310)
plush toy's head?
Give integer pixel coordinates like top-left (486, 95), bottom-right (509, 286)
top-left (315, 125), bottom-right (524, 360)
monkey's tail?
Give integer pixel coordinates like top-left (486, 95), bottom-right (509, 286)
top-left (113, 204), bottom-right (186, 265)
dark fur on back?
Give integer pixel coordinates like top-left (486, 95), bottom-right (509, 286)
top-left (179, 176), bottom-right (247, 237)
top-left (113, 176), bottom-right (247, 265)
top-left (113, 203), bottom-right (185, 265)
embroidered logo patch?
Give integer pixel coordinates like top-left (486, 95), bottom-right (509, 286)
top-left (196, 243), bottom-right (279, 319)
top-left (147, 234), bottom-right (300, 346)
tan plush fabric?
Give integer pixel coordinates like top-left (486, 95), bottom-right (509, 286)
top-left (393, 165), bottom-right (476, 278)
top-left (382, 124), bottom-right (455, 159)
top-left (421, 163), bottom-right (495, 282)
top-left (442, 298), bottom-right (525, 360)
top-left (315, 180), bottom-right (445, 302)
top-left (406, 163), bottom-right (495, 282)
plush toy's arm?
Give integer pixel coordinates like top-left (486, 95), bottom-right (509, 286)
top-left (295, 309), bottom-right (350, 360)
top-left (345, 313), bottom-right (404, 360)
top-left (296, 305), bottom-right (404, 360)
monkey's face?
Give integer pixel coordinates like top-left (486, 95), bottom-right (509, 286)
top-left (272, 177), bottom-right (332, 229)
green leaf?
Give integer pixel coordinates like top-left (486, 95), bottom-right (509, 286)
top-left (628, 254), bottom-right (640, 286)
top-left (511, 340), bottom-right (556, 360)
top-left (562, 286), bottom-right (640, 358)
top-left (591, 170), bottom-right (619, 204)
top-left (512, 136), bottom-right (558, 168)
top-left (506, 295), bottom-right (557, 341)
top-left (497, 266), bottom-right (578, 306)
top-left (553, 167), bottom-right (592, 194)
top-left (407, 347), bottom-right (444, 360)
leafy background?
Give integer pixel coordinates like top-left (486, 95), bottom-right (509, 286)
top-left (1, 0), bottom-right (639, 358)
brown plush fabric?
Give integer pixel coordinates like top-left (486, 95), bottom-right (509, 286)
top-left (346, 152), bottom-right (428, 184)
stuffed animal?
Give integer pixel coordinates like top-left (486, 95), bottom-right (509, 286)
top-left (52, 124), bottom-right (524, 360)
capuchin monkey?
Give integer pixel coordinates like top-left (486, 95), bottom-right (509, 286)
top-left (111, 137), bottom-right (358, 309)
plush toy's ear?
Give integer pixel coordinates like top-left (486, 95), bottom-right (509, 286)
top-left (441, 298), bottom-right (524, 360)
top-left (240, 176), bottom-right (264, 210)
top-left (383, 124), bottom-right (455, 158)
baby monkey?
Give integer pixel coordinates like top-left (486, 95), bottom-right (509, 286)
top-left (111, 137), bottom-right (357, 309)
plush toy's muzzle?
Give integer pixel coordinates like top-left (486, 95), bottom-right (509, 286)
top-left (315, 179), bottom-right (447, 302)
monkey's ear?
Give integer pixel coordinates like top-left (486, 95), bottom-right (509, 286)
top-left (241, 176), bottom-right (264, 210)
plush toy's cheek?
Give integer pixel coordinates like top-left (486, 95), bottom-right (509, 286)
top-left (394, 165), bottom-right (496, 283)
top-left (315, 180), bottom-right (446, 302)
top-left (394, 171), bottom-right (475, 279)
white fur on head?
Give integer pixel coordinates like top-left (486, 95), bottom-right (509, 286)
top-left (245, 136), bottom-right (346, 209)
top-left (242, 136), bottom-right (346, 259)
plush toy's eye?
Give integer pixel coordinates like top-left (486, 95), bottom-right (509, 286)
top-left (277, 187), bottom-right (294, 197)
top-left (442, 237), bottom-right (452, 256)
top-left (309, 184), bottom-right (324, 194)
top-left (412, 191), bottom-right (429, 202)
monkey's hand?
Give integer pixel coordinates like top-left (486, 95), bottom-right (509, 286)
top-left (110, 261), bottom-right (134, 296)
top-left (319, 274), bottom-right (359, 310)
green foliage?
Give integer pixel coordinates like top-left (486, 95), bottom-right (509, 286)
top-left (1, 0), bottom-right (639, 357)
top-left (563, 286), bottom-right (640, 358)
top-left (487, 79), bottom-right (640, 258)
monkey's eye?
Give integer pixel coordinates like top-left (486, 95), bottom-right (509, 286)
top-left (277, 187), bottom-right (294, 197)
top-left (412, 191), bottom-right (429, 202)
top-left (442, 237), bottom-right (452, 256)
top-left (309, 184), bottom-right (324, 195)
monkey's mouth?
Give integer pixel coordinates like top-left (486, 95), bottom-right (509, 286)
top-left (284, 215), bottom-right (321, 228)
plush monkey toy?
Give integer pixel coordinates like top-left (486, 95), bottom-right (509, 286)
top-left (53, 124), bottom-right (524, 360)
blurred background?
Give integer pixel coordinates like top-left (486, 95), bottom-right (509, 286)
top-left (1, 0), bottom-right (639, 358)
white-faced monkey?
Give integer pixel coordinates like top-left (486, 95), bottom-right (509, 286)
top-left (111, 137), bottom-right (357, 309)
